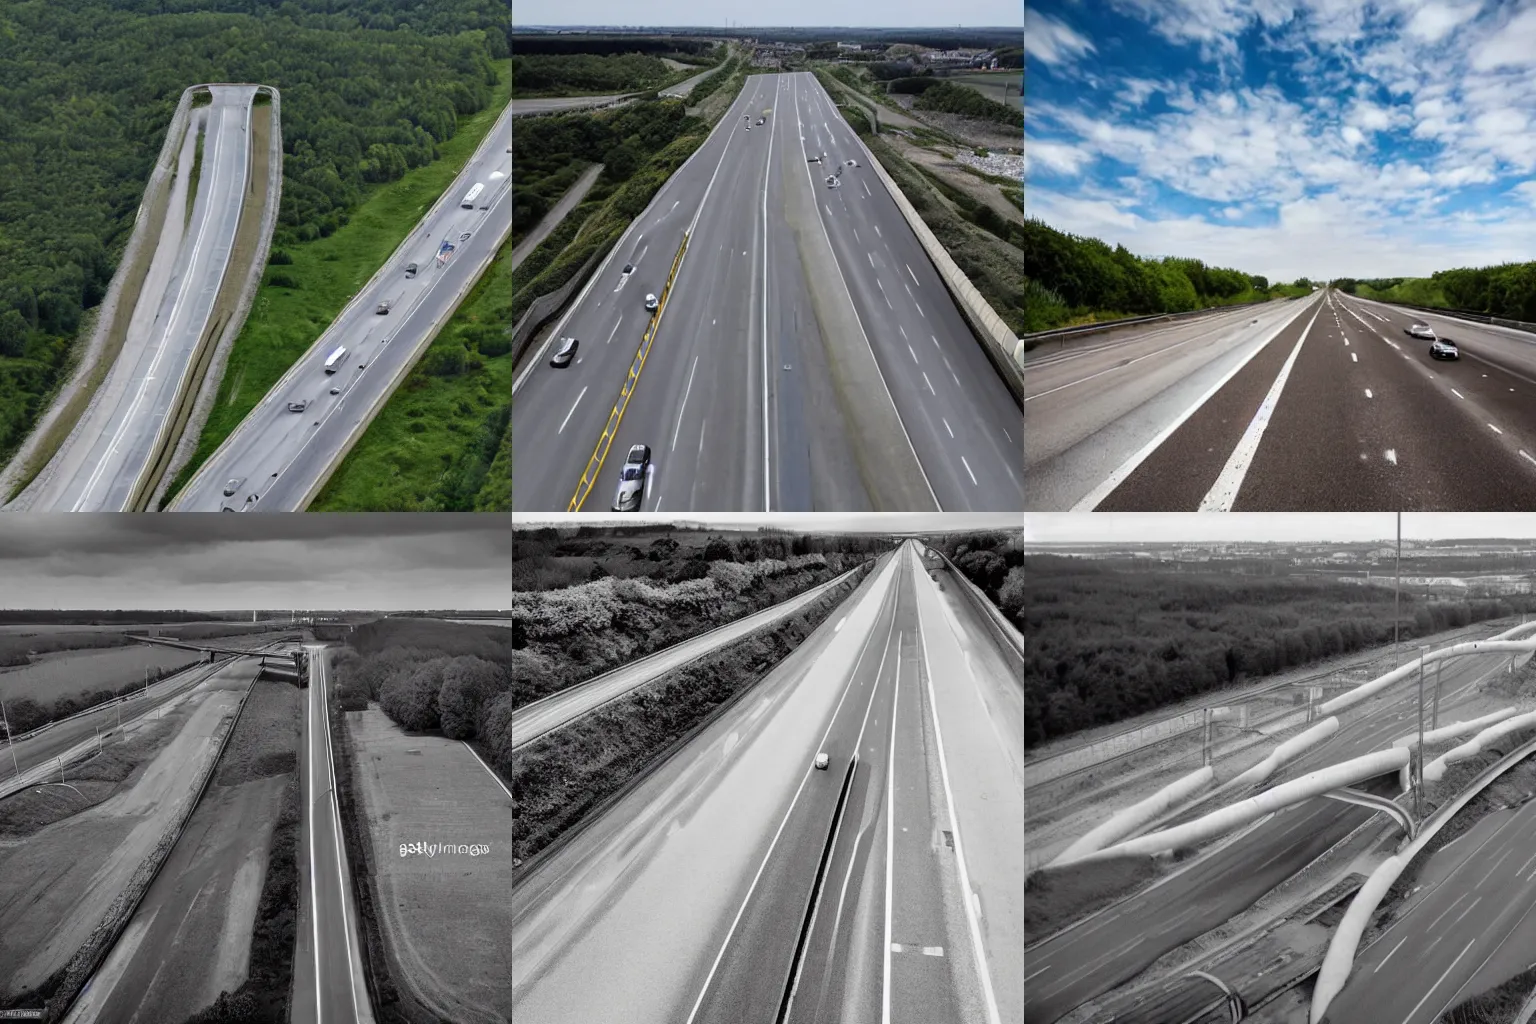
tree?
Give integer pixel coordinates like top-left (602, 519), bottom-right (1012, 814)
top-left (438, 655), bottom-right (506, 740)
top-left (704, 535), bottom-right (734, 562)
top-left (0, 309), bottom-right (28, 358)
top-left (379, 658), bottom-right (448, 731)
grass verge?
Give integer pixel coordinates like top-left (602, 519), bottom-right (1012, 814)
top-left (1023, 856), bottom-right (1160, 946)
top-left (163, 67), bottom-right (511, 504)
top-left (310, 231), bottom-right (512, 512)
top-left (1443, 966), bottom-right (1536, 1024)
top-left (509, 564), bottom-right (870, 870)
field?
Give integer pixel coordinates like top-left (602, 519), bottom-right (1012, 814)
top-left (0, 669), bottom-right (248, 1006)
top-left (347, 705), bottom-right (512, 1024)
top-left (66, 677), bottom-right (302, 1024)
top-left (943, 71), bottom-right (1024, 111)
top-left (163, 66), bottom-right (512, 506)
top-left (0, 645), bottom-right (204, 704)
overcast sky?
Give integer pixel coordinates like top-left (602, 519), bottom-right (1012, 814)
top-left (0, 515), bottom-right (510, 610)
top-left (517, 513), bottom-right (1022, 533)
top-left (1026, 514), bottom-right (1536, 545)
top-left (511, 0), bottom-right (1021, 28)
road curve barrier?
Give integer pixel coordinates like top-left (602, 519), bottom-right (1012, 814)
top-left (567, 231), bottom-right (688, 511)
top-left (1050, 765), bottom-right (1214, 866)
top-left (1311, 728), bottom-right (1536, 1023)
top-left (1320, 638), bottom-right (1536, 716)
top-left (1071, 747), bottom-right (1410, 865)
top-left (1424, 709), bottom-right (1536, 783)
top-left (1227, 716), bottom-right (1341, 791)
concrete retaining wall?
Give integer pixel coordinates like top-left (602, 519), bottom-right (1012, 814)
top-left (510, 243), bottom-right (608, 368)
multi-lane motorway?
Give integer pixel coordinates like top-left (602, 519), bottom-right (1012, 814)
top-left (172, 103), bottom-right (513, 511)
top-left (292, 647), bottom-right (374, 1024)
top-left (1025, 647), bottom-right (1519, 1023)
top-left (24, 85), bottom-right (258, 512)
top-left (511, 72), bottom-right (1022, 513)
top-left (510, 543), bottom-right (1022, 1023)
top-left (1027, 289), bottom-right (1536, 510)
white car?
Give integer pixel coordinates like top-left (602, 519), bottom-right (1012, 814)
top-left (644, 293), bottom-right (658, 311)
top-left (1407, 322), bottom-right (1436, 341)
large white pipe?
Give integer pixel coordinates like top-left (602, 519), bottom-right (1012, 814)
top-left (1050, 765), bottom-right (1215, 865)
top-left (1392, 708), bottom-right (1520, 749)
top-left (1424, 710), bottom-right (1536, 783)
top-left (1229, 717), bottom-right (1339, 791)
top-left (1311, 853), bottom-right (1408, 1023)
top-left (1073, 747), bottom-right (1410, 864)
top-left (1321, 639), bottom-right (1536, 716)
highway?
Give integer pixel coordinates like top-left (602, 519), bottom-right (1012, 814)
top-left (511, 565), bottom-right (858, 750)
top-left (292, 646), bottom-right (373, 1024)
top-left (1028, 288), bottom-right (1536, 511)
top-left (172, 102), bottom-right (513, 511)
top-left (1323, 772), bottom-right (1536, 1024)
top-left (511, 72), bottom-right (1023, 513)
top-left (511, 543), bottom-right (1021, 1023)
top-left (1024, 648), bottom-right (1517, 1023)
top-left (25, 85), bottom-right (258, 512)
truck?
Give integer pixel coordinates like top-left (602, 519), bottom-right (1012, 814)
top-left (436, 240), bottom-right (456, 266)
top-left (323, 346), bottom-right (347, 373)
top-left (460, 182), bottom-right (484, 209)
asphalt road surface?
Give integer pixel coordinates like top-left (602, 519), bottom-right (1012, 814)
top-left (1028, 288), bottom-right (1536, 510)
top-left (28, 85), bottom-right (257, 512)
top-left (511, 566), bottom-right (858, 751)
top-left (1023, 649), bottom-right (1517, 1023)
top-left (172, 102), bottom-right (512, 511)
top-left (511, 544), bottom-right (1017, 1022)
top-left (1324, 765), bottom-right (1536, 1023)
top-left (292, 647), bottom-right (373, 1024)
top-left (511, 72), bottom-right (1022, 513)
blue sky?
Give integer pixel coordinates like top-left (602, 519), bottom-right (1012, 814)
top-left (1026, 0), bottom-right (1536, 282)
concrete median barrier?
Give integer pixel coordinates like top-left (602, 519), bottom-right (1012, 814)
top-left (1050, 765), bottom-right (1214, 866)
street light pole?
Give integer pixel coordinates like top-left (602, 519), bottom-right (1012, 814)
top-left (1395, 512), bottom-right (1402, 667)
top-left (1416, 644), bottom-right (1429, 820)
top-left (0, 699), bottom-right (19, 780)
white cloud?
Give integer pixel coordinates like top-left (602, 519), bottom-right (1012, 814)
top-left (1025, 7), bottom-right (1097, 65)
top-left (1025, 139), bottom-right (1094, 175)
top-left (1403, 1), bottom-right (1481, 43)
top-left (1469, 6), bottom-right (1536, 70)
top-left (1341, 124), bottom-right (1365, 147)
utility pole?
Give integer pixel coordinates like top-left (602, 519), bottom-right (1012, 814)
top-left (1395, 512), bottom-right (1402, 667)
top-left (1416, 644), bottom-right (1428, 821)
top-left (0, 699), bottom-right (19, 780)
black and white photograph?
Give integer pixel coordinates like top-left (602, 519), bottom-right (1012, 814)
top-left (0, 514), bottom-right (513, 1024)
top-left (1023, 513), bottom-right (1536, 1024)
top-left (510, 513), bottom-right (1023, 1023)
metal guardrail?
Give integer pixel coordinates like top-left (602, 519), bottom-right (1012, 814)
top-left (567, 230), bottom-right (688, 511)
top-left (1022, 296), bottom-right (1283, 345)
top-left (1349, 293), bottom-right (1536, 335)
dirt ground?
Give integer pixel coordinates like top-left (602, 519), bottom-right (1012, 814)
top-left (61, 678), bottom-right (301, 1023)
top-left (0, 680), bottom-right (245, 998)
top-left (348, 705), bottom-right (513, 1024)
top-left (886, 133), bottom-right (1024, 227)
top-left (0, 645), bottom-right (204, 704)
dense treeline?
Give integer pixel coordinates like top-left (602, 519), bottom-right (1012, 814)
top-left (913, 81), bottom-right (1023, 127)
top-left (924, 531), bottom-right (1024, 631)
top-left (1024, 217), bottom-right (1310, 335)
top-left (0, 0), bottom-right (505, 467)
top-left (1340, 261), bottom-right (1536, 322)
top-left (511, 53), bottom-right (675, 97)
top-left (510, 34), bottom-right (720, 58)
top-left (0, 662), bottom-right (188, 736)
top-left (1023, 556), bottom-right (1535, 747)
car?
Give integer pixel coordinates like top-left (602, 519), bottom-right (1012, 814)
top-left (405, 263), bottom-right (418, 278)
top-left (329, 386), bottom-right (341, 395)
top-left (745, 125), bottom-right (750, 131)
top-left (644, 293), bottom-right (658, 311)
top-left (611, 444), bottom-right (652, 512)
top-left (550, 337), bottom-right (579, 368)
top-left (358, 362), bottom-right (367, 370)
top-left (376, 300), bottom-right (392, 315)
top-left (221, 506), bottom-right (236, 512)
top-left (1407, 322), bottom-right (1436, 341)
top-left (222, 477), bottom-right (244, 497)
top-left (460, 231), bottom-right (472, 241)
top-left (1430, 337), bottom-right (1460, 360)
top-left (622, 263), bottom-right (635, 275)
top-left (757, 117), bottom-right (765, 125)
top-left (808, 155), bottom-right (821, 164)
top-left (825, 175), bottom-right (840, 188)
top-left (814, 751), bottom-right (830, 770)
top-left (286, 399), bottom-right (309, 412)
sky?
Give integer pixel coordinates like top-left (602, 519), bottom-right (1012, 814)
top-left (0, 515), bottom-right (511, 610)
top-left (1025, 513), bottom-right (1536, 544)
top-left (516, 513), bottom-right (1023, 532)
top-left (1025, 0), bottom-right (1536, 283)
top-left (511, 0), bottom-right (1022, 28)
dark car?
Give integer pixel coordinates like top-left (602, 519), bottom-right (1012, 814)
top-left (1430, 337), bottom-right (1460, 360)
top-left (551, 337), bottom-right (579, 368)
top-left (611, 444), bottom-right (652, 511)
top-left (405, 263), bottom-right (418, 278)
top-left (222, 477), bottom-right (244, 497)
top-left (622, 263), bottom-right (635, 275)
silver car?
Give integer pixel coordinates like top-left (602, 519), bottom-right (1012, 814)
top-left (1407, 322), bottom-right (1435, 341)
top-left (611, 444), bottom-right (651, 512)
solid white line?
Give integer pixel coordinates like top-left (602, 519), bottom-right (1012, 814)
top-left (308, 650), bottom-right (322, 1023)
top-left (671, 358), bottom-right (699, 452)
top-left (1374, 934), bottom-right (1410, 973)
top-left (761, 107), bottom-right (774, 514)
top-left (319, 657), bottom-right (364, 1018)
top-left (683, 562), bottom-right (900, 1024)
top-left (557, 387), bottom-right (587, 435)
top-left (915, 569), bottom-right (1002, 1024)
top-left (882, 626), bottom-right (900, 1024)
top-left (461, 741), bottom-right (512, 801)
top-left (1405, 939), bottom-right (1476, 1022)
top-left (1198, 302), bottom-right (1323, 511)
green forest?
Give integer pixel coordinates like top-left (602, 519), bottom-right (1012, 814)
top-left (0, 0), bottom-right (508, 468)
top-left (1023, 217), bottom-right (1312, 337)
top-left (1022, 555), bottom-right (1535, 748)
top-left (1331, 259), bottom-right (1536, 323)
